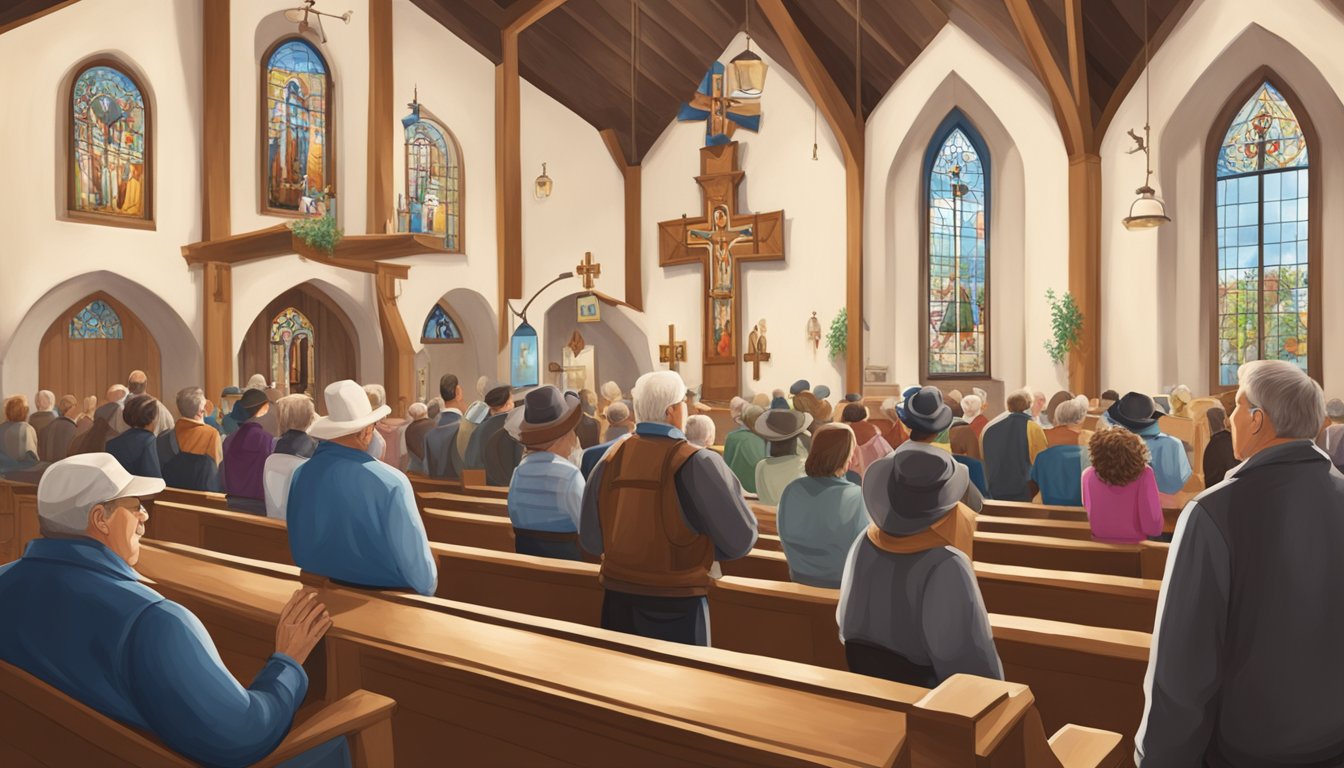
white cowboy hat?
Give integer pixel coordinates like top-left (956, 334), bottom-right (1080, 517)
top-left (308, 380), bottom-right (391, 440)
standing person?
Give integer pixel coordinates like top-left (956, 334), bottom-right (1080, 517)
top-left (753, 410), bottom-right (813, 506)
top-left (221, 389), bottom-right (274, 515)
top-left (980, 390), bottom-right (1048, 501)
top-left (424, 374), bottom-right (468, 480)
top-left (776, 425), bottom-right (867, 588)
top-left (723, 402), bottom-right (768, 493)
top-left (463, 382), bottom-right (514, 473)
top-left (1082, 428), bottom-right (1162, 544)
top-left (288, 380), bottom-right (437, 596)
top-left (838, 441), bottom-right (1002, 686)
top-left (0, 455), bottom-right (345, 767)
top-left (105, 395), bottom-right (163, 478)
top-left (1136, 361), bottom-right (1344, 765)
top-left (508, 386), bottom-right (586, 561)
top-left (38, 395), bottom-right (81, 464)
top-left (1201, 407), bottom-right (1239, 484)
top-left (579, 371), bottom-right (757, 647)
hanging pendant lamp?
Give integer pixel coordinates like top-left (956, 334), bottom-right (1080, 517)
top-left (730, 0), bottom-right (767, 97)
top-left (1123, 0), bottom-right (1171, 230)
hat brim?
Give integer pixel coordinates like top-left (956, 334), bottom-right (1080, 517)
top-left (308, 404), bottom-right (392, 440)
top-left (518, 395), bottom-right (583, 446)
top-left (898, 406), bottom-right (953, 435)
top-left (1105, 401), bottom-right (1157, 431)
top-left (116, 474), bottom-right (166, 500)
top-left (753, 412), bottom-right (814, 442)
top-left (862, 451), bottom-right (969, 536)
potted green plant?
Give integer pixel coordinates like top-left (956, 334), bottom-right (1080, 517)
top-left (1043, 288), bottom-right (1083, 365)
top-left (827, 308), bottom-right (848, 361)
top-left (291, 191), bottom-right (343, 255)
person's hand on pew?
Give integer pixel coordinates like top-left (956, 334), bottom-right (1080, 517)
top-left (275, 588), bottom-right (333, 665)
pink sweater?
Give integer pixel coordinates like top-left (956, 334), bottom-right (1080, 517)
top-left (1081, 465), bottom-right (1163, 544)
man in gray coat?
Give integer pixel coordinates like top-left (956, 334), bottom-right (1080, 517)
top-left (1137, 360), bottom-right (1344, 765)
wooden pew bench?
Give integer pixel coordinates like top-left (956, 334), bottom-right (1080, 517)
top-left (980, 499), bottom-right (1183, 535)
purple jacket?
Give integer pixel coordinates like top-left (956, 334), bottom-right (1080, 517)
top-left (222, 421), bottom-right (274, 500)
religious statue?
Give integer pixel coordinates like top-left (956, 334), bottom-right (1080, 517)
top-left (689, 206), bottom-right (753, 294)
top-left (806, 311), bottom-right (821, 352)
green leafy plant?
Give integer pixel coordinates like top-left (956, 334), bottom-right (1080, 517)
top-left (292, 215), bottom-right (343, 255)
top-left (1043, 289), bottom-right (1083, 365)
top-left (827, 308), bottom-right (848, 360)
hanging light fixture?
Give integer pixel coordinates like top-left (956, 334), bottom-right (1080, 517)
top-left (1123, 0), bottom-right (1171, 230)
top-left (534, 163), bottom-right (553, 199)
top-left (730, 0), bottom-right (767, 98)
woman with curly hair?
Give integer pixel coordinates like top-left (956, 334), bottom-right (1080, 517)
top-left (1082, 427), bottom-right (1163, 543)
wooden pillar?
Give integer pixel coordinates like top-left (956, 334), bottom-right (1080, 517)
top-left (202, 0), bottom-right (230, 241)
top-left (1068, 154), bottom-right (1102, 397)
top-left (375, 265), bottom-right (414, 417)
top-left (845, 151), bottom-right (864, 394)
top-left (367, 0), bottom-right (394, 235)
top-left (599, 128), bottom-right (642, 310)
top-left (202, 262), bottom-right (233, 404)
top-left (495, 34), bottom-right (522, 348)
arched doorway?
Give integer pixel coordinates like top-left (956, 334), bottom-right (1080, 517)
top-left (39, 291), bottom-right (162, 400)
top-left (541, 292), bottom-right (652, 396)
top-left (237, 283), bottom-right (357, 411)
top-left (415, 288), bottom-right (498, 402)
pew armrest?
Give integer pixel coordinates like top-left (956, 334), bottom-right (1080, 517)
top-left (1048, 724), bottom-right (1125, 768)
top-left (257, 690), bottom-right (397, 768)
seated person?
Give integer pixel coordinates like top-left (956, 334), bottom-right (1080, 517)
top-left (1, 394), bottom-right (40, 464)
top-left (1106, 392), bottom-right (1192, 499)
top-left (842, 403), bottom-right (892, 480)
top-left (960, 394), bottom-right (989, 438)
top-left (948, 424), bottom-right (990, 499)
top-left (366, 384), bottom-right (403, 466)
top-left (0, 454), bottom-right (344, 767)
top-left (603, 401), bottom-right (634, 443)
top-left (508, 386), bottom-right (586, 561)
top-left (575, 389), bottom-right (602, 449)
top-left (753, 410), bottom-right (813, 506)
top-left (897, 387), bottom-right (986, 510)
top-left (776, 424), bottom-right (867, 588)
top-left (38, 394), bottom-right (81, 464)
top-left (400, 402), bottom-right (434, 474)
top-left (288, 380), bottom-right (437, 596)
top-left (723, 402), bottom-right (768, 494)
top-left (264, 395), bottom-right (318, 521)
top-left (105, 395), bottom-right (163, 478)
top-left (1082, 428), bottom-right (1163, 544)
top-left (1201, 406), bottom-right (1240, 485)
top-left (1030, 444), bottom-right (1087, 506)
top-left (174, 387), bottom-right (224, 465)
top-left (221, 388), bottom-right (275, 515)
top-left (1043, 396), bottom-right (1092, 447)
top-left (981, 389), bottom-right (1048, 501)
top-left (463, 382), bottom-right (514, 472)
top-left (684, 414), bottom-right (716, 450)
top-left (839, 443), bottom-right (1002, 686)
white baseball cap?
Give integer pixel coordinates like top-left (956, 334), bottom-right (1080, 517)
top-left (37, 454), bottom-right (165, 527)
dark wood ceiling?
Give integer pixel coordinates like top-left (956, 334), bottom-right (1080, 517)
top-left (0, 0), bottom-right (78, 34)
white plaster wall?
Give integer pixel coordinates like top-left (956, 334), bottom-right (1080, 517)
top-left (1100, 0), bottom-right (1344, 396)
top-left (0, 0), bottom-right (204, 401)
top-left (865, 23), bottom-right (1068, 396)
top-left (641, 33), bottom-right (847, 399)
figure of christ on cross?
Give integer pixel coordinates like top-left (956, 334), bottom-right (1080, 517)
top-left (688, 205), bottom-right (755, 362)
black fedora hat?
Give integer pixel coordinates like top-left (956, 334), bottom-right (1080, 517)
top-left (898, 386), bottom-right (953, 434)
top-left (1107, 392), bottom-right (1159, 432)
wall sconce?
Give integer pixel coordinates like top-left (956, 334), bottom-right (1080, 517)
top-left (534, 163), bottom-right (553, 199)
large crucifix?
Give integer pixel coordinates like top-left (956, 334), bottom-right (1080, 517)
top-left (658, 142), bottom-right (784, 402)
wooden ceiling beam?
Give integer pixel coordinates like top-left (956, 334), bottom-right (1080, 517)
top-left (0, 0), bottom-right (79, 36)
top-left (541, 9), bottom-right (684, 108)
top-left (503, 0), bottom-right (571, 34)
top-left (1096, 0), bottom-right (1196, 140)
top-left (1004, 0), bottom-right (1088, 155)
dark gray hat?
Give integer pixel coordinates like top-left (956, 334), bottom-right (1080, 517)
top-left (752, 408), bottom-right (813, 442)
top-left (862, 446), bottom-right (969, 536)
top-left (898, 386), bottom-right (953, 434)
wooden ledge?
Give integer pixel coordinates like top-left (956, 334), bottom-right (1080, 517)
top-left (179, 224), bottom-right (454, 275)
top-left (989, 613), bottom-right (1151, 662)
top-left (1048, 724), bottom-right (1126, 768)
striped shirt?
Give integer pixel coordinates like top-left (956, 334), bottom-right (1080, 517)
top-left (508, 451), bottom-right (584, 533)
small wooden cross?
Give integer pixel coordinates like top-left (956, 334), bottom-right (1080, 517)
top-left (576, 251), bottom-right (602, 291)
top-left (659, 324), bottom-right (687, 372)
top-left (743, 337), bottom-right (771, 382)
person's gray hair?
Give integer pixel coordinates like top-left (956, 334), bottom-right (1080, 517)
top-left (408, 402), bottom-right (428, 419)
top-left (106, 384), bottom-right (128, 403)
top-left (684, 414), bottom-right (716, 448)
top-left (961, 394), bottom-right (983, 419)
top-left (1238, 360), bottom-right (1325, 439)
top-left (1053, 397), bottom-right (1086, 426)
top-left (246, 374), bottom-right (268, 390)
top-left (276, 394), bottom-right (316, 433)
top-left (364, 384), bottom-right (387, 409)
top-left (605, 401), bottom-right (630, 424)
top-left (632, 371), bottom-right (686, 424)
top-left (175, 386), bottom-right (206, 419)
top-left (729, 396), bottom-right (746, 423)
top-left (600, 381), bottom-right (622, 402)
top-left (427, 397), bottom-right (444, 420)
top-left (1327, 398), bottom-right (1344, 420)
top-left (34, 390), bottom-right (55, 411)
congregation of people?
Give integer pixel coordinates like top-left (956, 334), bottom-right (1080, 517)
top-left (4, 357), bottom-right (1344, 764)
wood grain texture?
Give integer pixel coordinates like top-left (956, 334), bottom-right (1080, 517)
top-left (375, 265), bottom-right (415, 417)
top-left (366, 0), bottom-right (394, 234)
top-left (201, 0), bottom-right (230, 241)
top-left (202, 262), bottom-right (234, 405)
top-left (235, 283), bottom-right (358, 411)
top-left (39, 292), bottom-right (162, 402)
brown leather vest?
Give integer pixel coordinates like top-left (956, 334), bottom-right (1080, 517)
top-left (596, 434), bottom-right (714, 597)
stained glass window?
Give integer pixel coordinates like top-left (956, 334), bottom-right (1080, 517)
top-left (70, 64), bottom-right (149, 221)
top-left (270, 308), bottom-right (316, 397)
top-left (263, 38), bottom-right (331, 213)
top-left (422, 304), bottom-right (462, 342)
top-left (69, 299), bottom-right (123, 339)
top-left (403, 118), bottom-right (463, 251)
top-left (926, 115), bottom-right (989, 376)
top-left (1214, 82), bottom-right (1310, 387)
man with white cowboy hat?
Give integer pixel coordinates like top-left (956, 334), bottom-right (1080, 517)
top-left (752, 408), bottom-right (813, 506)
top-left (0, 454), bottom-right (344, 766)
top-left (580, 371), bottom-right (757, 646)
top-left (287, 380), bottom-right (437, 596)
top-left (507, 386), bottom-right (587, 561)
top-left (838, 443), bottom-right (1002, 687)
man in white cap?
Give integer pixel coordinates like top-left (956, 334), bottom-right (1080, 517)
top-left (0, 454), bottom-right (343, 766)
top-left (287, 380), bottom-right (437, 596)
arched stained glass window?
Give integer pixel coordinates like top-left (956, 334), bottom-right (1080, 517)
top-left (69, 61), bottom-right (150, 224)
top-left (270, 307), bottom-right (316, 397)
top-left (263, 38), bottom-right (332, 214)
top-left (1214, 81), bottom-right (1311, 388)
top-left (422, 304), bottom-right (463, 343)
top-left (69, 299), bottom-right (124, 339)
top-left (925, 113), bottom-right (989, 377)
top-left (403, 117), bottom-right (463, 251)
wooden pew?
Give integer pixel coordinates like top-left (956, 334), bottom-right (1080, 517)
top-left (0, 481), bottom-right (39, 565)
top-left (0, 660), bottom-right (396, 767)
top-left (135, 541), bottom-right (1125, 767)
top-left (406, 473), bottom-right (507, 500)
top-left (976, 516), bottom-right (1095, 541)
top-left (975, 532), bottom-right (1169, 580)
top-left (980, 499), bottom-right (1183, 535)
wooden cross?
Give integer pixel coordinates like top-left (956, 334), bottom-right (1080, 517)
top-left (576, 251), bottom-right (601, 291)
top-left (743, 338), bottom-right (770, 382)
top-left (659, 324), bottom-right (687, 372)
top-left (657, 142), bottom-right (784, 402)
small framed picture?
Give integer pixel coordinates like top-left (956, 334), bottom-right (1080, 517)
top-left (577, 294), bottom-right (601, 323)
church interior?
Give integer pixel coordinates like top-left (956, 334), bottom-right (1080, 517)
top-left (3, 0), bottom-right (1344, 765)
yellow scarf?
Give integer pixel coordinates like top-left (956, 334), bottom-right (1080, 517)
top-left (866, 503), bottom-right (975, 558)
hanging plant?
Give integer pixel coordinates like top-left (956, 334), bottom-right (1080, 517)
top-left (292, 215), bottom-right (343, 256)
top-left (1043, 288), bottom-right (1083, 365)
top-left (827, 308), bottom-right (848, 360)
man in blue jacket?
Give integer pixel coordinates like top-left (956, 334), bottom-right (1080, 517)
top-left (0, 453), bottom-right (341, 767)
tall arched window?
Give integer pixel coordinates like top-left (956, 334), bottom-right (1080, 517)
top-left (262, 37), bottom-right (332, 215)
top-left (270, 307), bottom-right (316, 396)
top-left (1211, 75), bottom-right (1317, 389)
top-left (403, 116), bottom-right (463, 251)
top-left (69, 298), bottom-right (124, 339)
top-left (924, 111), bottom-right (990, 378)
top-left (68, 60), bottom-right (151, 226)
